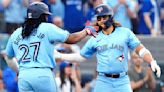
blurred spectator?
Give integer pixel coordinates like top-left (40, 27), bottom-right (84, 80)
top-left (0, 79), bottom-right (6, 92)
top-left (51, 0), bottom-right (65, 19)
top-left (137, 0), bottom-right (161, 36)
top-left (52, 16), bottom-right (64, 28)
top-left (160, 1), bottom-right (164, 34)
top-left (81, 74), bottom-right (93, 92)
top-left (55, 61), bottom-right (82, 92)
top-left (0, 1), bottom-right (5, 33)
top-left (29, 0), bottom-right (42, 3)
top-left (42, 0), bottom-right (56, 23)
top-left (0, 69), bottom-right (2, 79)
top-left (2, 67), bottom-right (18, 92)
top-left (85, 0), bottom-right (97, 23)
top-left (61, 0), bottom-right (87, 33)
top-left (128, 52), bottom-right (156, 92)
top-left (0, 34), bottom-right (9, 70)
top-left (88, 71), bottom-right (97, 92)
top-left (130, 0), bottom-right (139, 34)
top-left (81, 70), bottom-right (97, 92)
top-left (106, 0), bottom-right (136, 30)
top-left (1, 0), bottom-right (27, 35)
top-left (160, 81), bottom-right (164, 92)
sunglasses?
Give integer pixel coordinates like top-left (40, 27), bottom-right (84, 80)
top-left (97, 15), bottom-right (109, 21)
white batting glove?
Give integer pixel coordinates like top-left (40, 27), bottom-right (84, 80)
top-left (150, 60), bottom-right (161, 78)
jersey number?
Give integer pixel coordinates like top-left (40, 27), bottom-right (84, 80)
top-left (19, 42), bottom-right (40, 62)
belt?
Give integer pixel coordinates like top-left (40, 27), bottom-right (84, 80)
top-left (34, 67), bottom-right (53, 71)
top-left (98, 72), bottom-right (127, 78)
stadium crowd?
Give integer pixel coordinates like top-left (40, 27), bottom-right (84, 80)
top-left (0, 0), bottom-right (164, 92)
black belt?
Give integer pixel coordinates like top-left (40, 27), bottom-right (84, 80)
top-left (98, 72), bottom-right (127, 78)
top-left (34, 67), bottom-right (53, 71)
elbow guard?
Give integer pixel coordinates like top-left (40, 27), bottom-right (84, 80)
top-left (138, 48), bottom-right (151, 58)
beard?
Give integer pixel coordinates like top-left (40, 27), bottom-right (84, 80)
top-left (99, 23), bottom-right (109, 30)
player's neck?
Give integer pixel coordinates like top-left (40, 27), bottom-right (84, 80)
top-left (102, 26), bottom-right (114, 35)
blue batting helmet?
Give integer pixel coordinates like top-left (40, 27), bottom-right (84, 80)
top-left (95, 4), bottom-right (114, 17)
top-left (27, 2), bottom-right (51, 19)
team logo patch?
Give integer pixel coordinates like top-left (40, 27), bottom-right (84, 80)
top-left (97, 7), bottom-right (103, 13)
top-left (117, 54), bottom-right (124, 62)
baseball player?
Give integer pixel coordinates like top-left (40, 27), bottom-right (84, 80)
top-left (2, 2), bottom-right (97, 92)
top-left (55, 4), bottom-right (161, 92)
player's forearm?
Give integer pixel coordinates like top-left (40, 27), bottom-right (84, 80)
top-left (135, 44), bottom-right (153, 64)
top-left (136, 44), bottom-right (161, 77)
top-left (65, 30), bottom-right (87, 44)
top-left (4, 56), bottom-right (19, 73)
top-left (61, 53), bottom-right (86, 62)
top-left (54, 50), bottom-right (86, 62)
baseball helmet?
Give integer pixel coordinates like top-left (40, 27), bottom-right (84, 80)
top-left (27, 2), bottom-right (51, 19)
top-left (95, 4), bottom-right (114, 17)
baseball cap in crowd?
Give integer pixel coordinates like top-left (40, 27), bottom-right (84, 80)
top-left (59, 61), bottom-right (72, 71)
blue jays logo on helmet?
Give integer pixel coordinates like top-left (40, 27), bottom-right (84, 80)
top-left (95, 4), bottom-right (114, 17)
top-left (97, 7), bottom-right (103, 14)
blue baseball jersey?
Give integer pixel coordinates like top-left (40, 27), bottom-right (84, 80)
top-left (5, 23), bottom-right (69, 69)
top-left (80, 27), bottom-right (140, 74)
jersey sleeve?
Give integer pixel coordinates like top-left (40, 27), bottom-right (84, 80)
top-left (47, 24), bottom-right (70, 43)
top-left (80, 37), bottom-right (96, 58)
top-left (5, 36), bottom-right (15, 58)
top-left (127, 29), bottom-right (141, 50)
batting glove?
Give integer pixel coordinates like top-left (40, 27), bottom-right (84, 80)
top-left (150, 60), bottom-right (161, 78)
top-left (84, 26), bottom-right (98, 37)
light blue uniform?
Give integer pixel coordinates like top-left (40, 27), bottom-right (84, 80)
top-left (5, 23), bottom-right (69, 92)
top-left (80, 27), bottom-right (140, 92)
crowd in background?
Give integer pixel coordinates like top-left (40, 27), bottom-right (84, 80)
top-left (0, 0), bottom-right (164, 92)
top-left (0, 0), bottom-right (164, 35)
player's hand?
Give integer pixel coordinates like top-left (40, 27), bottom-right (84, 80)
top-left (150, 60), bottom-right (161, 78)
top-left (84, 21), bottom-right (99, 38)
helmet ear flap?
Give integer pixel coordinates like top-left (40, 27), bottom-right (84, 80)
top-left (104, 16), bottom-right (113, 28)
